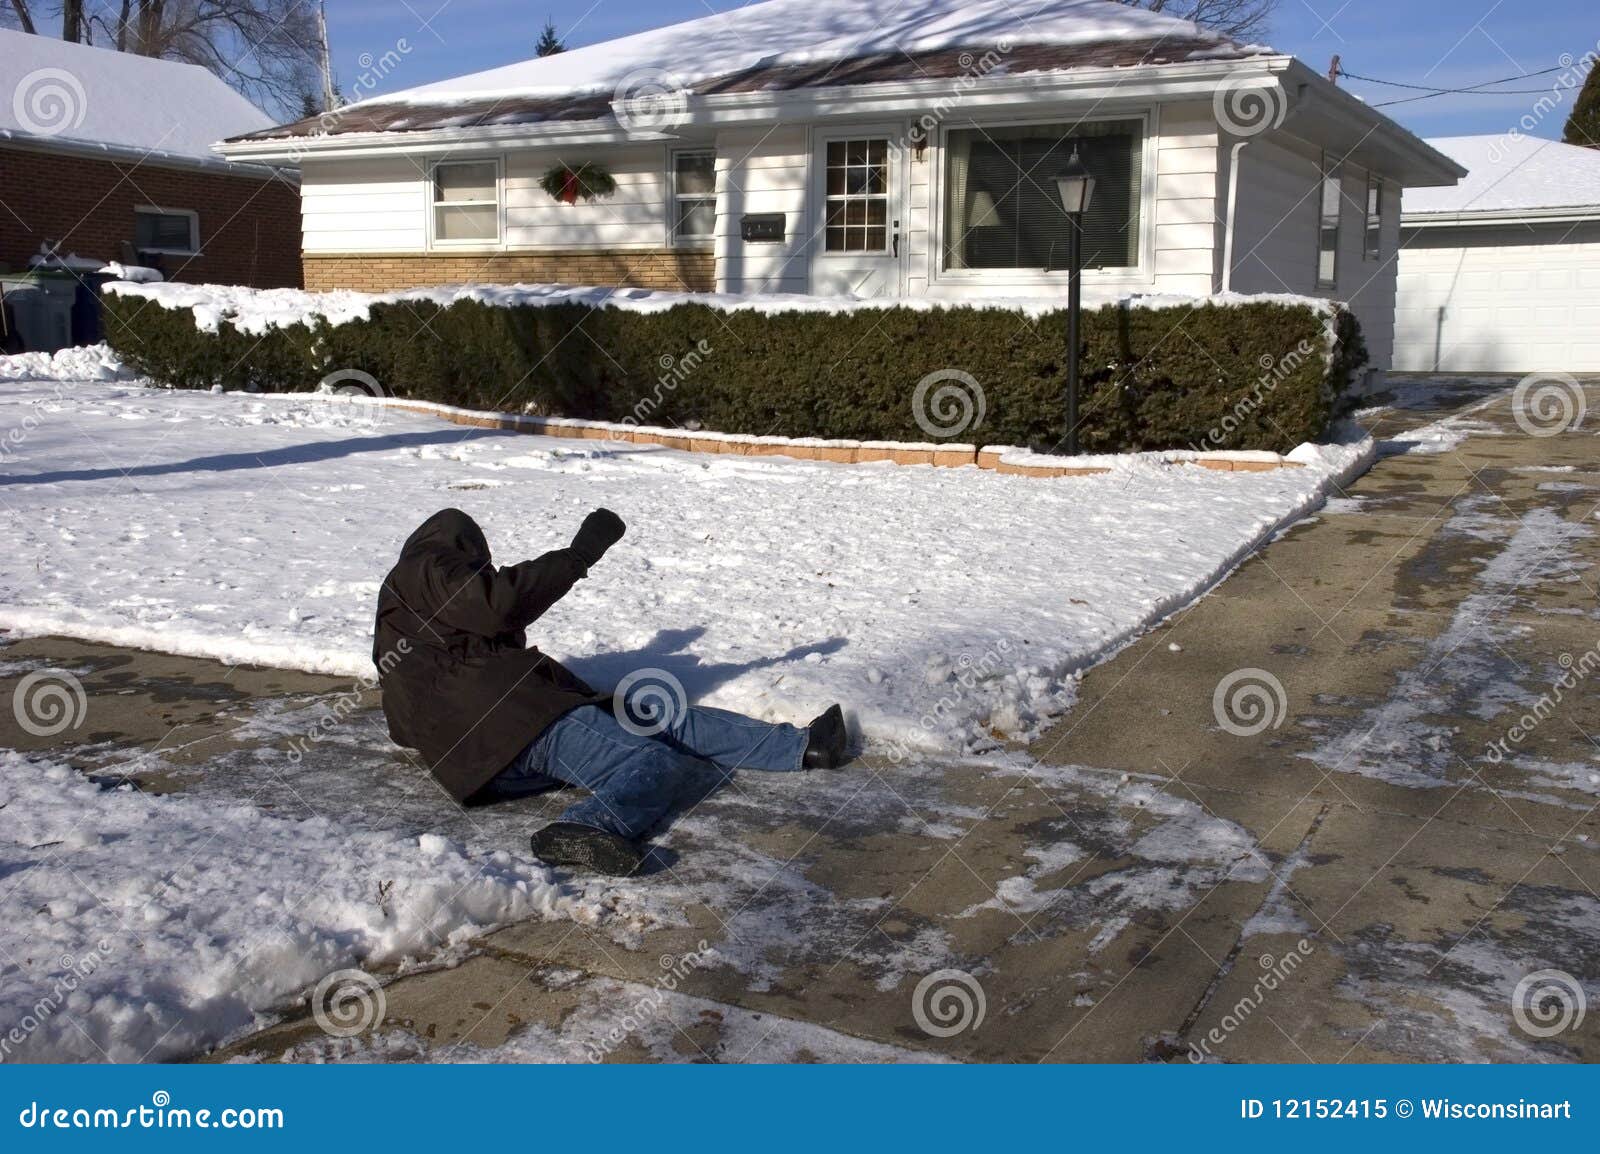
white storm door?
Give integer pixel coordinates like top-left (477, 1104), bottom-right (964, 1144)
top-left (810, 130), bottom-right (906, 298)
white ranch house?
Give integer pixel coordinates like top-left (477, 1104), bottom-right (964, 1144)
top-left (216, 0), bottom-right (1462, 378)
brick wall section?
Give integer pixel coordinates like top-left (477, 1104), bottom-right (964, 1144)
top-left (302, 250), bottom-right (716, 293)
top-left (0, 145), bottom-right (301, 288)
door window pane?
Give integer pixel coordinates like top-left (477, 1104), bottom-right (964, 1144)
top-left (824, 137), bottom-right (890, 253)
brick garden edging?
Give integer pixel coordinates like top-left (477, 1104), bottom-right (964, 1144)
top-left (366, 396), bottom-right (1307, 478)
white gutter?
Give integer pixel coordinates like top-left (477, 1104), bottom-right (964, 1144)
top-left (1401, 207), bottom-right (1600, 227)
top-left (0, 129), bottom-right (295, 181)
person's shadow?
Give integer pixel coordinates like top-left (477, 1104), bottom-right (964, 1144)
top-left (561, 626), bottom-right (847, 704)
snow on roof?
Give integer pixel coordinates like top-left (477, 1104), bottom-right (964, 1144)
top-left (0, 28), bottom-right (274, 165)
top-left (1404, 134), bottom-right (1600, 217)
top-left (371, 0), bottom-right (1234, 106)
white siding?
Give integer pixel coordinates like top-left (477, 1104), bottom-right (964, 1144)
top-left (301, 147), bottom-right (675, 254)
top-left (301, 156), bottom-right (427, 253)
top-left (504, 149), bottom-right (668, 250)
top-left (714, 126), bottom-right (809, 294)
top-left (1229, 137), bottom-right (1401, 375)
top-left (1394, 221), bottom-right (1600, 372)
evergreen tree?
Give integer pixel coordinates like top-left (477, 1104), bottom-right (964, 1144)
top-left (1564, 62), bottom-right (1600, 149)
top-left (536, 18), bottom-right (564, 56)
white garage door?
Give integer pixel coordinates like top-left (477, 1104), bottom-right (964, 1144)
top-left (1394, 221), bottom-right (1600, 373)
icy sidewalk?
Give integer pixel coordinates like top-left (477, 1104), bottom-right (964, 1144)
top-left (0, 379), bottom-right (1371, 755)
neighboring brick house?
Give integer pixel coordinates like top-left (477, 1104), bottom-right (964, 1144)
top-left (0, 29), bottom-right (299, 288)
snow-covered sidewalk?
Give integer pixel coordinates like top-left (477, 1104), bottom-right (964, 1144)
top-left (0, 375), bottom-right (1371, 753)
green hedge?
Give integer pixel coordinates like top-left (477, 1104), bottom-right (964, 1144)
top-left (103, 291), bottom-right (1366, 453)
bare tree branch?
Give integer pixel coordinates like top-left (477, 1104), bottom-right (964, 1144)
top-left (1117, 0), bottom-right (1278, 40)
top-left (4, 0), bottom-right (39, 34)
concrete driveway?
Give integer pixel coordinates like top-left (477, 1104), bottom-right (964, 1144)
top-left (3, 375), bottom-right (1596, 1062)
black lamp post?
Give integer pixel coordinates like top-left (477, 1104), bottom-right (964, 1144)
top-left (1053, 149), bottom-right (1096, 455)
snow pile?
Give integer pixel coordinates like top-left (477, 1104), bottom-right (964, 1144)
top-left (1406, 135), bottom-right (1600, 216)
top-left (0, 750), bottom-right (628, 1062)
top-left (0, 343), bottom-right (134, 383)
top-left (0, 380), bottom-right (1372, 755)
top-left (368, 0), bottom-right (1236, 107)
top-left (105, 277), bottom-right (1341, 336)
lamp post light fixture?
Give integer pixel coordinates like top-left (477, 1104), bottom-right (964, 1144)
top-left (1054, 148), bottom-right (1095, 455)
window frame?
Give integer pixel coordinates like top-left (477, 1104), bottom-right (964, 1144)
top-left (669, 149), bottom-right (717, 249)
top-left (133, 206), bottom-right (200, 257)
top-left (930, 110), bottom-right (1155, 292)
top-left (1316, 153), bottom-right (1343, 289)
top-left (428, 156), bottom-right (502, 249)
top-left (1363, 174), bottom-right (1384, 262)
top-left (820, 136), bottom-right (893, 256)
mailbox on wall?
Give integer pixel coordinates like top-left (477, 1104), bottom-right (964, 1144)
top-left (740, 213), bottom-right (786, 243)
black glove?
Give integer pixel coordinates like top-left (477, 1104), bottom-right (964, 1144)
top-left (571, 508), bottom-right (626, 566)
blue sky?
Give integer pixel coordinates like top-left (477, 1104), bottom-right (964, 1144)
top-left (328, 0), bottom-right (1597, 140)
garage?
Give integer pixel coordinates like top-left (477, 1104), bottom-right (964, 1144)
top-left (1394, 135), bottom-right (1600, 374)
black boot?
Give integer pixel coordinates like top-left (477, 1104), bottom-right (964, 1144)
top-left (802, 704), bottom-right (849, 769)
top-left (530, 821), bottom-right (645, 876)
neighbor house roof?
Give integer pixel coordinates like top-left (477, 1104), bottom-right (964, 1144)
top-left (0, 28), bottom-right (275, 170)
top-left (231, 0), bottom-right (1256, 142)
top-left (1403, 134), bottom-right (1600, 222)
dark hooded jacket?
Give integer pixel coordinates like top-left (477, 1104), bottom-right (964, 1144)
top-left (373, 508), bottom-right (605, 801)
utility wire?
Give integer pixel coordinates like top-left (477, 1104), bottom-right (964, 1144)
top-left (1333, 65), bottom-right (1571, 107)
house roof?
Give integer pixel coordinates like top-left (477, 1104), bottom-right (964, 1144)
top-left (232, 0), bottom-right (1258, 142)
top-left (0, 28), bottom-right (274, 168)
top-left (1404, 134), bottom-right (1600, 220)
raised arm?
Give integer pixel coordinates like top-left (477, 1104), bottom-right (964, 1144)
top-left (421, 508), bottom-right (626, 637)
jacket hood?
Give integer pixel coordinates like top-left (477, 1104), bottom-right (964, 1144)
top-left (401, 507), bottom-right (491, 564)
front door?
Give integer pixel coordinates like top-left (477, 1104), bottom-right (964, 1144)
top-left (810, 130), bottom-right (905, 298)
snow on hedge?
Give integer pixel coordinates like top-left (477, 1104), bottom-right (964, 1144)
top-left (0, 378), bottom-right (1371, 756)
top-left (103, 277), bottom-right (1344, 349)
top-left (0, 750), bottom-right (646, 1062)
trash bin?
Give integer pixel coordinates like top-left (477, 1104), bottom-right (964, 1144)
top-left (0, 273), bottom-right (75, 352)
top-left (72, 271), bottom-right (117, 346)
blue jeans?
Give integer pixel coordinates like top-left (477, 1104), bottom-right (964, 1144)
top-left (488, 702), bottom-right (809, 840)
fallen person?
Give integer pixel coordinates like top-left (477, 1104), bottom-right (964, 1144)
top-left (373, 507), bottom-right (849, 875)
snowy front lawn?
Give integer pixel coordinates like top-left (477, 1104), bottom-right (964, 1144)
top-left (0, 375), bottom-right (1370, 753)
top-left (0, 363), bottom-right (1372, 1061)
